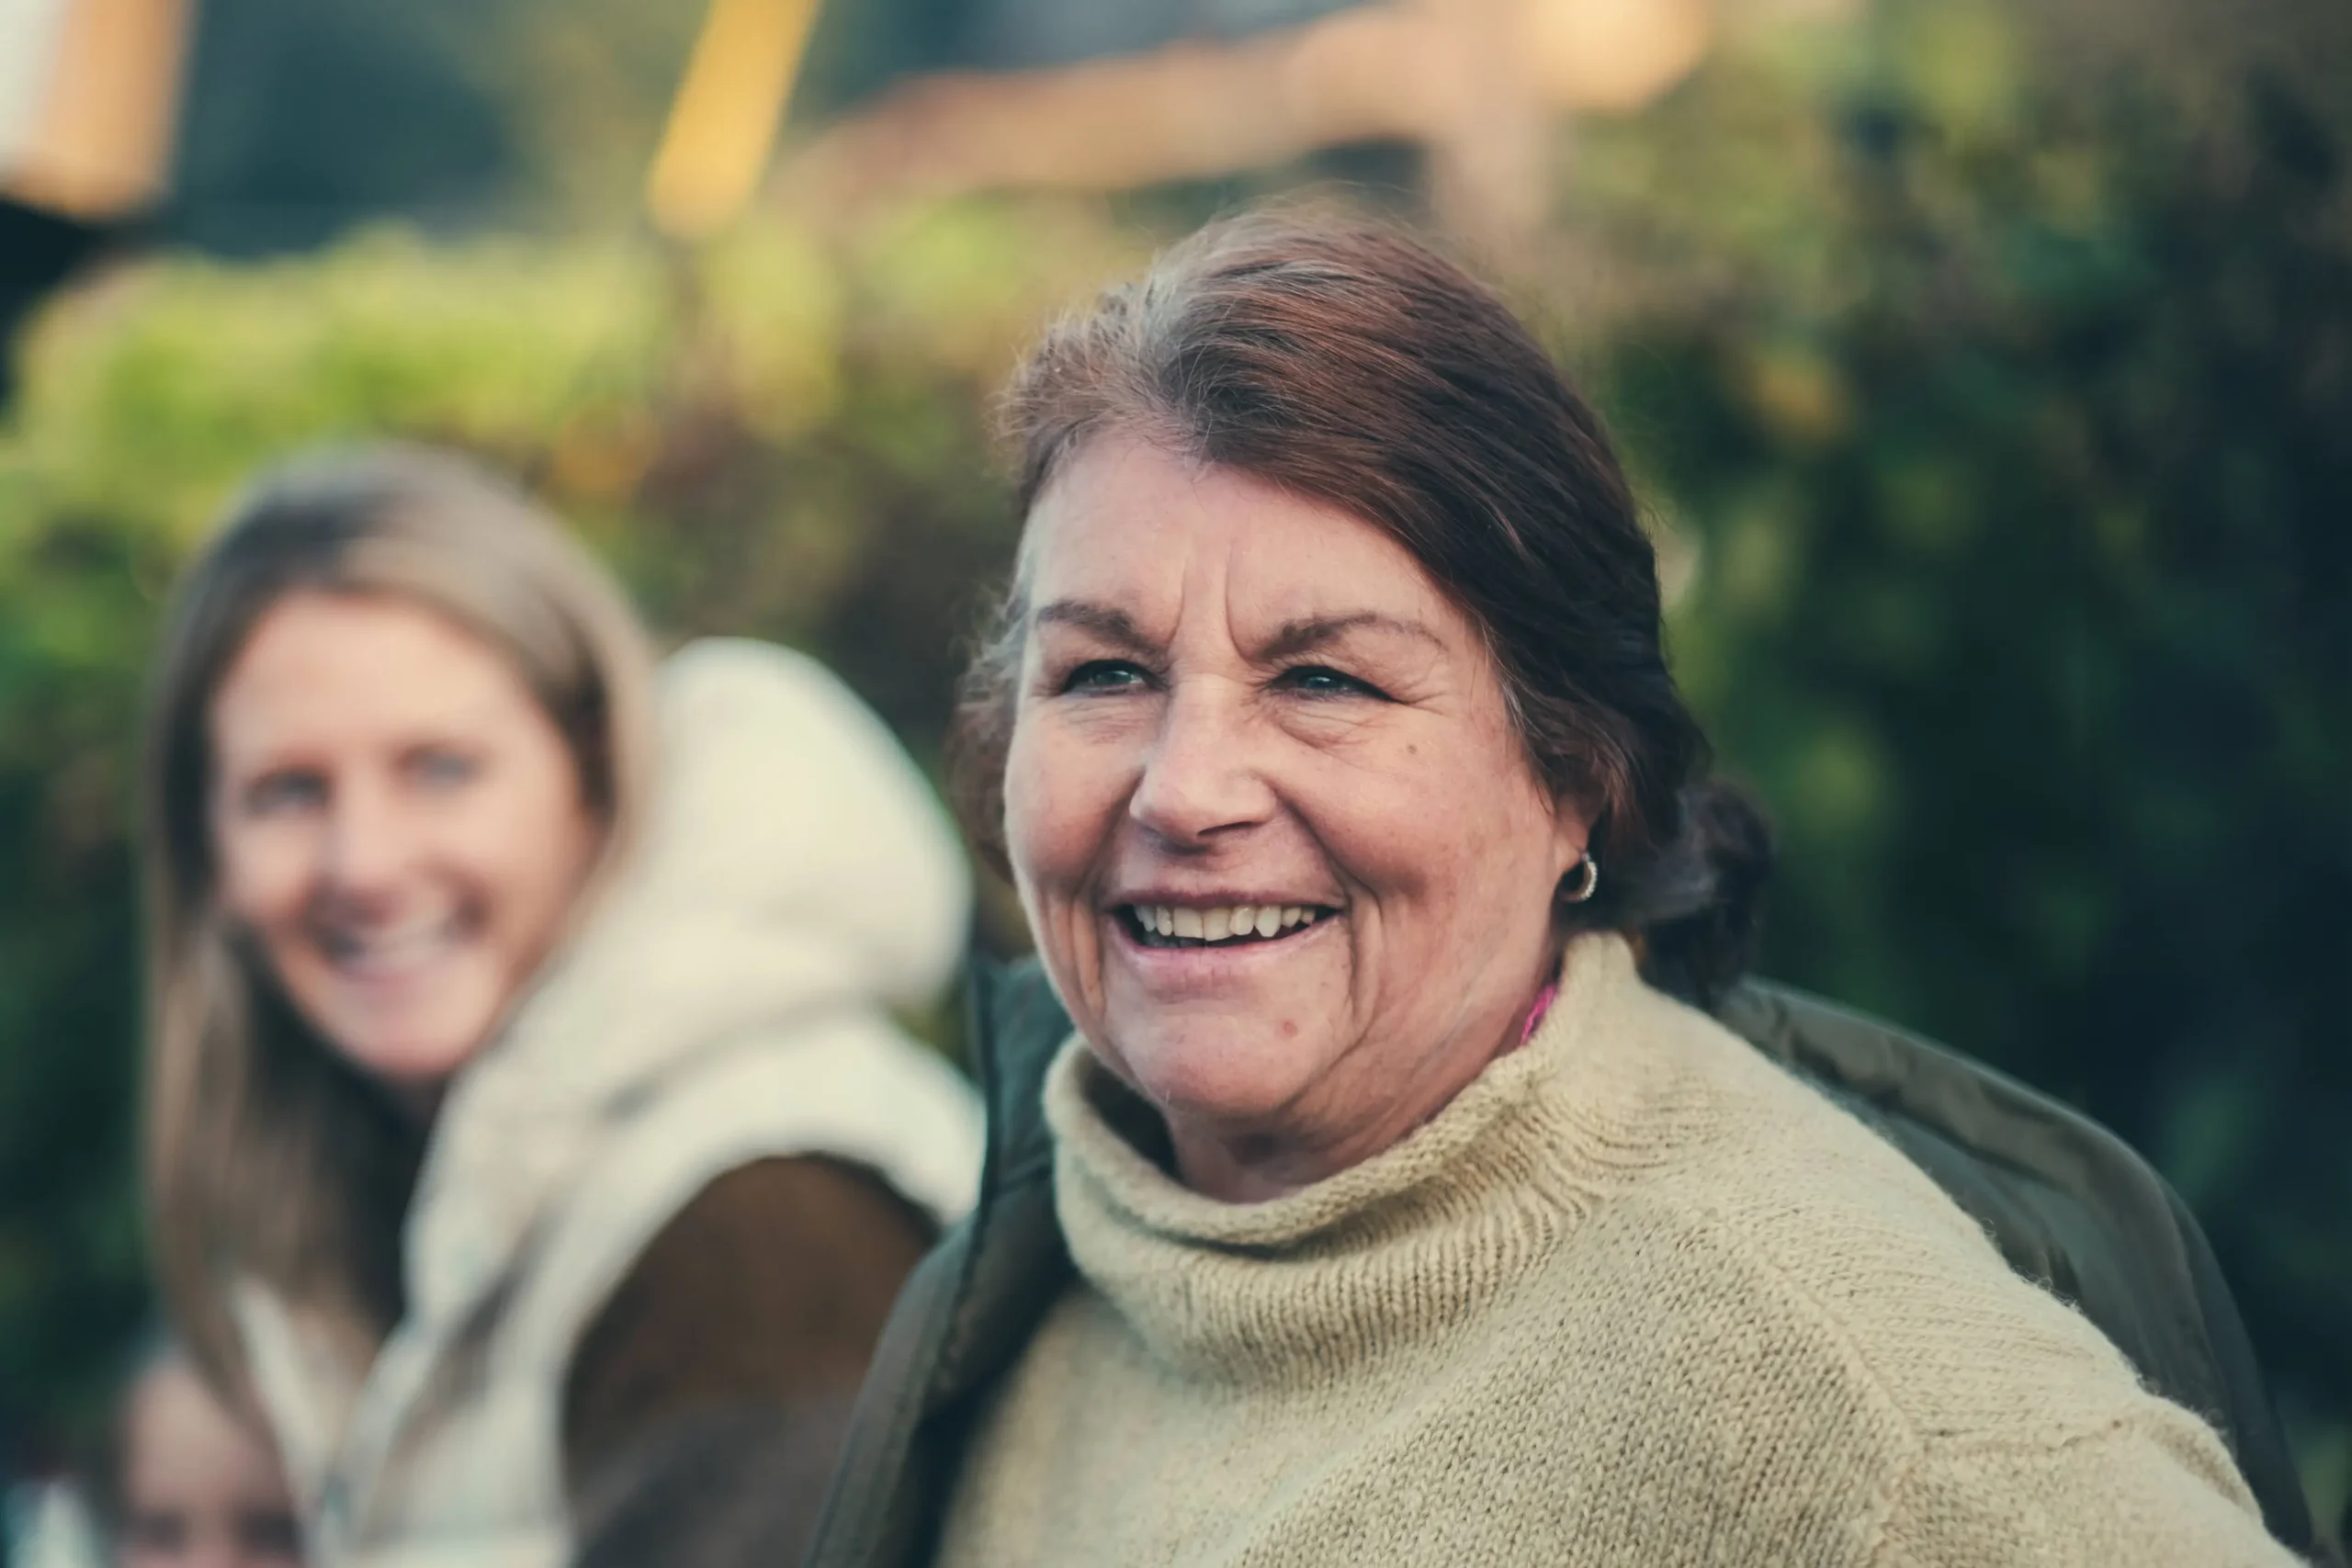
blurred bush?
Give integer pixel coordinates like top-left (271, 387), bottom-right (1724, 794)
top-left (0, 200), bottom-right (1143, 1446)
top-left (0, 0), bottom-right (2344, 1537)
top-left (1566, 0), bottom-right (2350, 1527)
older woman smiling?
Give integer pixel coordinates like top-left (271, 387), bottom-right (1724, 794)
top-left (1006, 433), bottom-right (1588, 1201)
top-left (806, 214), bottom-right (2304, 1568)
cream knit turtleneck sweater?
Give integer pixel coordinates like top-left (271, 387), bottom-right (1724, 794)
top-left (936, 936), bottom-right (2295, 1568)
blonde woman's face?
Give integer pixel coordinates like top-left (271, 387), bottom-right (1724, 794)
top-left (209, 592), bottom-right (597, 1105)
top-left (119, 1358), bottom-right (302, 1568)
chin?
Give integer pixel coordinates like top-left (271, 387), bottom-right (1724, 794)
top-left (1105, 1017), bottom-right (1325, 1128)
top-left (348, 1036), bottom-right (477, 1093)
top-left (323, 1005), bottom-right (495, 1098)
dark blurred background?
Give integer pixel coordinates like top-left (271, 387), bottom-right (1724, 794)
top-left (0, 0), bottom-right (2345, 1546)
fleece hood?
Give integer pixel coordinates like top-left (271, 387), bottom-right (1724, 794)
top-left (235, 639), bottom-right (984, 1566)
top-left (402, 637), bottom-right (978, 1324)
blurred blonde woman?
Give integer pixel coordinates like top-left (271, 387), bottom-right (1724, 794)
top-left (141, 446), bottom-right (982, 1568)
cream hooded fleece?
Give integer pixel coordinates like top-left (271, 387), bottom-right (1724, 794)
top-left (235, 639), bottom-right (984, 1568)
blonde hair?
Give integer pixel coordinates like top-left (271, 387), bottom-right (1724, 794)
top-left (141, 444), bottom-right (658, 1404)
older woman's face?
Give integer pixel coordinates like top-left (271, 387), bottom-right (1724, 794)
top-left (1005, 433), bottom-right (1588, 1193)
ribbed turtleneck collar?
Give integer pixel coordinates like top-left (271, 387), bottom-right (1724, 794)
top-left (1043, 933), bottom-right (1716, 1387)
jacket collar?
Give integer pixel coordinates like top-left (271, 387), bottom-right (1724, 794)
top-left (969, 956), bottom-right (1072, 1192)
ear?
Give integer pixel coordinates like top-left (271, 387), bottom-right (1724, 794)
top-left (1546, 793), bottom-right (1595, 886)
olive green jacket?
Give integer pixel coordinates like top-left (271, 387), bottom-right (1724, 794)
top-left (807, 959), bottom-right (2320, 1568)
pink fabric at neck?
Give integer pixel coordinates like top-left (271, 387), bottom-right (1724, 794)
top-left (1518, 982), bottom-right (1559, 1046)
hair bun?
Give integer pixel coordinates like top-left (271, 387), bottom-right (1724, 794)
top-left (1632, 780), bottom-right (1775, 1009)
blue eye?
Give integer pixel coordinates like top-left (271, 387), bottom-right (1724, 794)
top-left (1062, 660), bottom-right (1148, 694)
top-left (243, 771), bottom-right (326, 817)
top-left (411, 749), bottom-right (481, 789)
top-left (1281, 665), bottom-right (1383, 699)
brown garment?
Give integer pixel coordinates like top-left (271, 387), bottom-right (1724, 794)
top-left (563, 1155), bottom-right (936, 1568)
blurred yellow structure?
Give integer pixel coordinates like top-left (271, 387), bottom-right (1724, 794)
top-left (773, 0), bottom-right (1714, 249)
top-left (0, 0), bottom-right (190, 220)
top-left (647, 0), bottom-right (827, 238)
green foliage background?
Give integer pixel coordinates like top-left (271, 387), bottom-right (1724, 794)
top-left (2, 0), bottom-right (2345, 1540)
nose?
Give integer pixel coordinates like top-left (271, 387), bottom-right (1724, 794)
top-left (1127, 678), bottom-right (1277, 846)
top-left (318, 776), bottom-right (419, 904)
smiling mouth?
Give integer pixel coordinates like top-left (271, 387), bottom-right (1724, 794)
top-left (317, 915), bottom-right (471, 979)
top-left (1120, 903), bottom-right (1334, 950)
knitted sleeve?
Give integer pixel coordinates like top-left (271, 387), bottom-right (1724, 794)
top-left (1873, 1400), bottom-right (2305, 1568)
top-left (560, 1155), bottom-right (937, 1568)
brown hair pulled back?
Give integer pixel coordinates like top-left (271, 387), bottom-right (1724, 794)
top-left (953, 209), bottom-right (1774, 1006)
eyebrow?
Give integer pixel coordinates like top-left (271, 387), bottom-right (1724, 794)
top-left (1033, 599), bottom-right (1159, 655)
top-left (1258, 612), bottom-right (1445, 662)
top-left (1031, 600), bottom-right (1445, 662)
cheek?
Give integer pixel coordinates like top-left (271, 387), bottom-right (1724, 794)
top-left (1442, 789), bottom-right (1570, 935)
top-left (211, 826), bottom-right (311, 932)
top-left (1003, 716), bottom-right (1115, 892)
top-left (427, 748), bottom-right (598, 951)
top-left (481, 789), bottom-right (597, 931)
top-left (1329, 740), bottom-right (1557, 914)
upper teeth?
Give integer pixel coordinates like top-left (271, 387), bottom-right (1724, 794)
top-left (1132, 904), bottom-right (1317, 942)
top-left (325, 919), bottom-right (459, 971)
